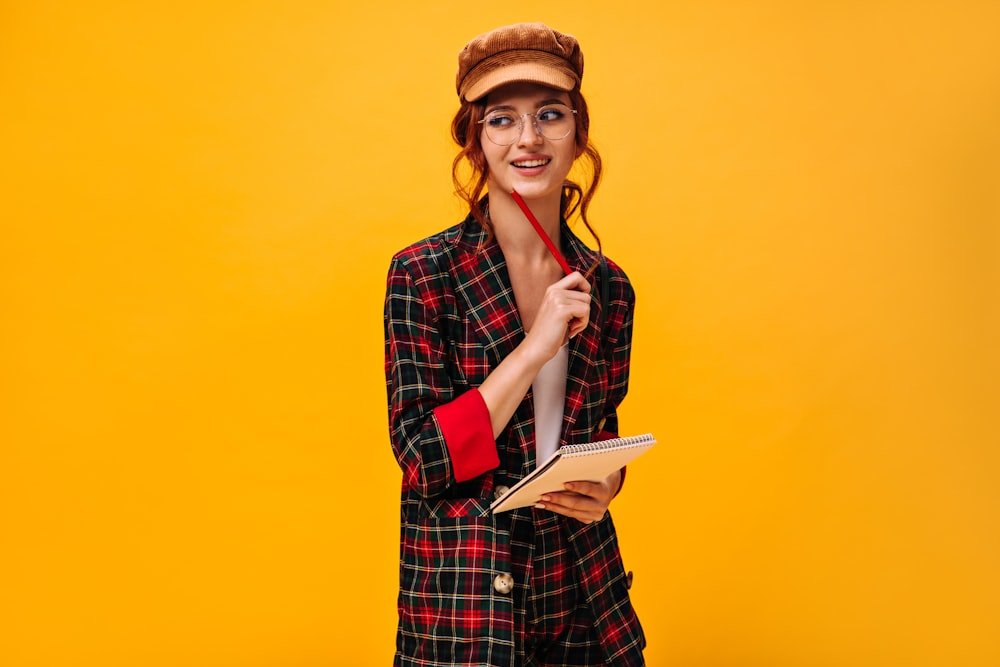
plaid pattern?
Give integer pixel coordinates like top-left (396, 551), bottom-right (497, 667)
top-left (511, 512), bottom-right (607, 666)
top-left (385, 213), bottom-right (645, 666)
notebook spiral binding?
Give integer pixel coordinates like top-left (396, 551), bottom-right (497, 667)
top-left (562, 433), bottom-right (656, 457)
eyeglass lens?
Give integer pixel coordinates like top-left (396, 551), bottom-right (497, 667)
top-left (482, 105), bottom-right (575, 145)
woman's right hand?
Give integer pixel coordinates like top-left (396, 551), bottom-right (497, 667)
top-left (478, 271), bottom-right (593, 438)
top-left (523, 271), bottom-right (592, 364)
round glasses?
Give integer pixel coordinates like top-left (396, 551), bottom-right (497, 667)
top-left (478, 103), bottom-right (578, 146)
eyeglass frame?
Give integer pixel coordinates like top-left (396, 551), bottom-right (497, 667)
top-left (476, 104), bottom-right (579, 146)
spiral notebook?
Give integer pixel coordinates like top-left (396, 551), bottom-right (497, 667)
top-left (490, 433), bottom-right (657, 513)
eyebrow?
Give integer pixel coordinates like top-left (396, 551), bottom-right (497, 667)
top-left (485, 98), bottom-right (567, 114)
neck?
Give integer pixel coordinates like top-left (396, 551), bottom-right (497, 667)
top-left (488, 190), bottom-right (562, 261)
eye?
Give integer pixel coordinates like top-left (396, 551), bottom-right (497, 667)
top-left (537, 106), bottom-right (566, 123)
top-left (486, 111), bottom-right (517, 128)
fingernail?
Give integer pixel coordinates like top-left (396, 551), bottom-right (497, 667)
top-left (564, 483), bottom-right (575, 491)
top-left (534, 503), bottom-right (546, 509)
top-left (540, 495), bottom-right (551, 502)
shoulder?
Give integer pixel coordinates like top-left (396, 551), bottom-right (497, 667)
top-left (385, 219), bottom-right (486, 314)
top-left (388, 222), bottom-right (464, 278)
top-left (601, 254), bottom-right (636, 306)
top-left (386, 220), bottom-right (473, 296)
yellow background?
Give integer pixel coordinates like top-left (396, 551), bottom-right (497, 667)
top-left (2, 1), bottom-right (998, 665)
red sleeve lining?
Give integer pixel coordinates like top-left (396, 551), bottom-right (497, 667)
top-left (432, 389), bottom-right (499, 483)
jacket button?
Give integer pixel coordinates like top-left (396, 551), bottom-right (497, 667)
top-left (626, 570), bottom-right (634, 590)
top-left (493, 485), bottom-right (510, 500)
top-left (493, 573), bottom-right (514, 595)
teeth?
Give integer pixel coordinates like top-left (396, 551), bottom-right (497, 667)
top-left (513, 159), bottom-right (549, 168)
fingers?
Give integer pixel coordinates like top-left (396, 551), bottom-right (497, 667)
top-left (552, 270), bottom-right (591, 294)
top-left (524, 273), bottom-right (593, 362)
top-left (546, 272), bottom-right (591, 338)
top-left (567, 314), bottom-right (589, 339)
top-left (534, 481), bottom-right (611, 524)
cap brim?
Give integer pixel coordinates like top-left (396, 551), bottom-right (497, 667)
top-left (463, 61), bottom-right (577, 101)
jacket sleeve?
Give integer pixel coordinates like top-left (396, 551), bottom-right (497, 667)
top-left (384, 255), bottom-right (499, 498)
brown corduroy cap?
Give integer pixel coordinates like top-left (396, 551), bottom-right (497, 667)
top-left (456, 23), bottom-right (584, 102)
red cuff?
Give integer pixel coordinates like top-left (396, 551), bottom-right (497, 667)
top-left (433, 389), bottom-right (499, 483)
top-left (595, 430), bottom-right (627, 497)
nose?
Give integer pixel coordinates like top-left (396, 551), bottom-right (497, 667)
top-left (516, 113), bottom-right (544, 146)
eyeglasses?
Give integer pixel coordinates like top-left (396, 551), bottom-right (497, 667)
top-left (478, 103), bottom-right (578, 146)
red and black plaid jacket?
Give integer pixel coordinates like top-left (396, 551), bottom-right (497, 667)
top-left (385, 213), bottom-right (645, 666)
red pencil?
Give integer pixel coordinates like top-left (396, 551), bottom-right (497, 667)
top-left (510, 189), bottom-right (573, 276)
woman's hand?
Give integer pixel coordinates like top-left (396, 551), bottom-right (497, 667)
top-left (478, 271), bottom-right (591, 439)
top-left (534, 468), bottom-right (622, 524)
top-left (523, 271), bottom-right (591, 364)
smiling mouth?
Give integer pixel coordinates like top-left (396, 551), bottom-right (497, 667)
top-left (512, 158), bottom-right (550, 168)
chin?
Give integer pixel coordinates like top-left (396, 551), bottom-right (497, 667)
top-left (508, 181), bottom-right (561, 200)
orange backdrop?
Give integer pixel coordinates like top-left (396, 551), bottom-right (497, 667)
top-left (2, 1), bottom-right (998, 665)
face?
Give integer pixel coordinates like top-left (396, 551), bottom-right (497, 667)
top-left (480, 82), bottom-right (578, 204)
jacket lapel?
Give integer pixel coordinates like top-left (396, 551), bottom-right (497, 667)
top-left (448, 219), bottom-right (525, 369)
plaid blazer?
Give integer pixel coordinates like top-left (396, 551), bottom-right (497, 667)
top-left (385, 213), bottom-right (645, 666)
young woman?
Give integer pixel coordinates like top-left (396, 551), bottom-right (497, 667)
top-left (384, 23), bottom-right (645, 666)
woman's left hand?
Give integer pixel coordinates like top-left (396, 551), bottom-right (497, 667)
top-left (534, 469), bottom-right (622, 524)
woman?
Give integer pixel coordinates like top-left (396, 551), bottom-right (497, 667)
top-left (384, 23), bottom-right (645, 666)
